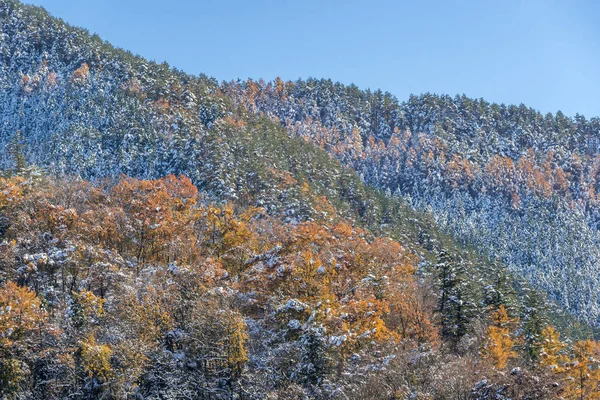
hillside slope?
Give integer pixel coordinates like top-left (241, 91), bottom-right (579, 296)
top-left (223, 79), bottom-right (600, 326)
top-left (0, 1), bottom-right (599, 398)
top-left (0, 0), bottom-right (595, 342)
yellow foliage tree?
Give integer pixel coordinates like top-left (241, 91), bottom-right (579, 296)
top-left (481, 305), bottom-right (518, 369)
top-left (70, 289), bottom-right (105, 331)
top-left (0, 282), bottom-right (48, 395)
top-left (0, 281), bottom-right (47, 347)
top-left (224, 312), bottom-right (249, 379)
top-left (108, 175), bottom-right (198, 270)
top-left (539, 325), bottom-right (567, 372)
top-left (563, 340), bottom-right (600, 400)
top-left (112, 287), bottom-right (172, 392)
top-left (0, 177), bottom-right (24, 210)
top-left (79, 333), bottom-right (113, 382)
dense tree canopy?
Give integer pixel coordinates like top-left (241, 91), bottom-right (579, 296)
top-left (0, 174), bottom-right (593, 399)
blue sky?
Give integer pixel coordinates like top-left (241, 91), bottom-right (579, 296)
top-left (24, 0), bottom-right (600, 117)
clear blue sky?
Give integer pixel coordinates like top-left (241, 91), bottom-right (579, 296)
top-left (24, 0), bottom-right (600, 117)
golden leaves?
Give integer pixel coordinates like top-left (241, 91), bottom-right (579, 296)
top-left (79, 333), bottom-right (112, 381)
top-left (0, 281), bottom-right (47, 348)
top-left (481, 305), bottom-right (518, 369)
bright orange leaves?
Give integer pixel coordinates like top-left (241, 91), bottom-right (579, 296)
top-left (0, 172), bottom-right (447, 400)
top-left (244, 217), bottom-right (436, 350)
top-left (80, 175), bottom-right (199, 267)
top-left (0, 174), bottom-right (436, 357)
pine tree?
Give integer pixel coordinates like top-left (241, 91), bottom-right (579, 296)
top-left (483, 260), bottom-right (518, 314)
top-left (8, 130), bottom-right (27, 176)
top-left (521, 288), bottom-right (550, 364)
top-left (435, 250), bottom-right (478, 343)
top-left (299, 327), bottom-right (330, 385)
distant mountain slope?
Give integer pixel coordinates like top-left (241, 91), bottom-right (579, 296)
top-left (222, 79), bottom-right (600, 326)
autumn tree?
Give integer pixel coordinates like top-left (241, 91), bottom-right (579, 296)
top-left (108, 175), bottom-right (198, 271)
top-left (78, 333), bottom-right (113, 397)
top-left (563, 340), bottom-right (600, 400)
top-left (538, 325), bottom-right (567, 372)
top-left (481, 305), bottom-right (518, 369)
top-left (71, 62), bottom-right (89, 82)
top-left (0, 281), bottom-right (49, 397)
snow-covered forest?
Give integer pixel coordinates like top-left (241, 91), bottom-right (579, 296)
top-left (2, 1), bottom-right (600, 399)
top-left (222, 80), bottom-right (600, 326)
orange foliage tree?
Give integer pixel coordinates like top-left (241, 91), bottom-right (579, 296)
top-left (0, 282), bottom-right (49, 395)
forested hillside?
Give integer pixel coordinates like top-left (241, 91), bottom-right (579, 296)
top-left (0, 173), bottom-right (596, 400)
top-left (223, 79), bottom-right (600, 326)
top-left (1, 0), bottom-right (600, 399)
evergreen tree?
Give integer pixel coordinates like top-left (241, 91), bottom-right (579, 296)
top-left (483, 260), bottom-right (519, 315)
top-left (520, 288), bottom-right (550, 364)
top-left (8, 130), bottom-right (27, 176)
top-left (298, 327), bottom-right (330, 386)
top-left (435, 250), bottom-right (478, 344)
